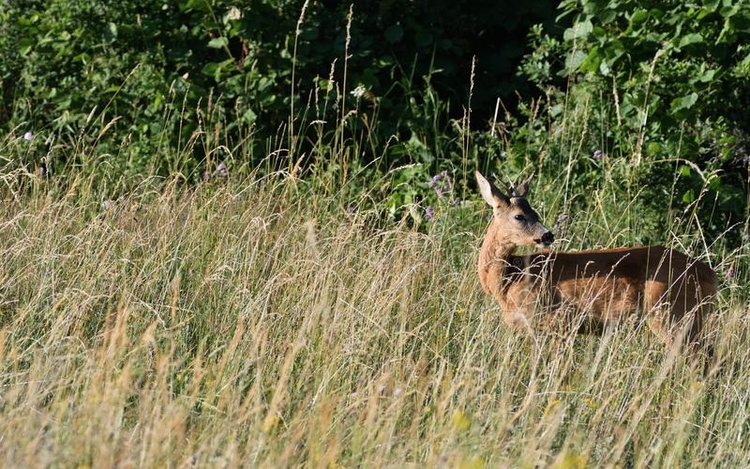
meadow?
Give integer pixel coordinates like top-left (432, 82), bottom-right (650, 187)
top-left (0, 146), bottom-right (748, 467)
top-left (2, 0), bottom-right (750, 466)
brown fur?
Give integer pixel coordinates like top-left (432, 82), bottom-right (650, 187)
top-left (476, 170), bottom-right (717, 348)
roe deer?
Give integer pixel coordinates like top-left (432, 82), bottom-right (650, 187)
top-left (475, 170), bottom-right (716, 349)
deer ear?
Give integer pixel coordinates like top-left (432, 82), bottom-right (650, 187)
top-left (476, 171), bottom-right (510, 208)
top-left (512, 173), bottom-right (534, 198)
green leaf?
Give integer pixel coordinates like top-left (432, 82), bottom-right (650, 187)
top-left (678, 33), bottom-right (703, 48)
top-left (599, 60), bottom-right (611, 76)
top-left (682, 189), bottom-right (695, 203)
top-left (384, 23), bottom-right (403, 44)
top-left (563, 20), bottom-right (593, 41)
top-left (671, 92), bottom-right (698, 112)
top-left (207, 37), bottom-right (228, 49)
top-left (630, 9), bottom-right (649, 27)
top-left (646, 142), bottom-right (662, 155)
top-left (241, 108), bottom-right (257, 124)
top-left (600, 10), bottom-right (617, 24)
top-left (697, 68), bottom-right (716, 82)
top-left (104, 22), bottom-right (117, 43)
top-left (565, 50), bottom-right (587, 73)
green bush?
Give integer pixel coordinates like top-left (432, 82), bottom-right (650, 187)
top-left (519, 0), bottom-right (750, 245)
top-left (0, 0), bottom-right (557, 183)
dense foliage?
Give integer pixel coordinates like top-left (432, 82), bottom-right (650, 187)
top-left (520, 0), bottom-right (750, 243)
top-left (0, 0), bottom-right (555, 176)
top-left (0, 0), bottom-right (747, 245)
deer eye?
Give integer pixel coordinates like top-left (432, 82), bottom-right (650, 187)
top-left (514, 214), bottom-right (526, 222)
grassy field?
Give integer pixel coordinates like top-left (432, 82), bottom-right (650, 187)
top-left (0, 158), bottom-right (747, 467)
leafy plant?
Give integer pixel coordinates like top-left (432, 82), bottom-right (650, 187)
top-left (519, 0), bottom-right (750, 246)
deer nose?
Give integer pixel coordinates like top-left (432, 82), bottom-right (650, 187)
top-left (541, 231), bottom-right (555, 246)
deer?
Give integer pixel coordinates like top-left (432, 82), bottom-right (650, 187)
top-left (475, 170), bottom-right (717, 352)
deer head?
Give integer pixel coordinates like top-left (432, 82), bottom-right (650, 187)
top-left (476, 170), bottom-right (554, 249)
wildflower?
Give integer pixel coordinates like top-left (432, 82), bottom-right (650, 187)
top-left (350, 85), bottom-right (366, 99)
top-left (424, 206), bottom-right (435, 222)
top-left (554, 213), bottom-right (569, 233)
top-left (459, 456), bottom-right (486, 469)
top-left (262, 413), bottom-right (280, 433)
top-left (451, 410), bottom-right (472, 431)
top-left (592, 149), bottom-right (602, 160)
top-left (555, 450), bottom-right (587, 469)
top-left (23, 131), bottom-right (33, 141)
top-left (224, 6), bottom-right (241, 21)
top-left (202, 162), bottom-right (229, 181)
top-left (216, 161), bottom-right (228, 178)
top-left (583, 397), bottom-right (598, 409)
top-left (428, 170), bottom-right (457, 204)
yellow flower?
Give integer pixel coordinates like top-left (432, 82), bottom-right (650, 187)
top-left (583, 397), bottom-right (598, 409)
top-left (544, 398), bottom-right (562, 415)
top-left (452, 410), bottom-right (472, 431)
top-left (262, 413), bottom-right (280, 433)
top-left (458, 456), bottom-right (486, 469)
top-left (553, 451), bottom-right (587, 469)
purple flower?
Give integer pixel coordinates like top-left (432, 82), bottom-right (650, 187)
top-left (424, 206), bottom-right (435, 222)
top-left (202, 162), bottom-right (229, 181)
top-left (216, 162), bottom-right (228, 178)
top-left (23, 131), bottom-right (33, 141)
top-left (428, 170), bottom-right (455, 203)
top-left (553, 213), bottom-right (569, 233)
top-left (592, 150), bottom-right (602, 160)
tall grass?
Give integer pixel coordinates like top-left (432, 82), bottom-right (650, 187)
top-left (1, 13), bottom-right (749, 461)
top-left (0, 145), bottom-right (748, 467)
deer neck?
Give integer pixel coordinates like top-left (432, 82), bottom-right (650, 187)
top-left (478, 225), bottom-right (517, 296)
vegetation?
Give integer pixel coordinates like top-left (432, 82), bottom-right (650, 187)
top-left (0, 0), bottom-right (749, 466)
top-left (0, 148), bottom-right (748, 466)
top-left (521, 0), bottom-right (750, 242)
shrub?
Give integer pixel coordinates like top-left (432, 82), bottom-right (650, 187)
top-left (0, 0), bottom-right (558, 183)
top-left (519, 0), bottom-right (750, 245)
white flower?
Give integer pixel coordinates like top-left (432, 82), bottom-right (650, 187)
top-left (350, 85), bottom-right (366, 99)
top-left (23, 131), bottom-right (33, 141)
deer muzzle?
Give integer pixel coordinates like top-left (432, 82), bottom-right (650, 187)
top-left (538, 230), bottom-right (555, 247)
